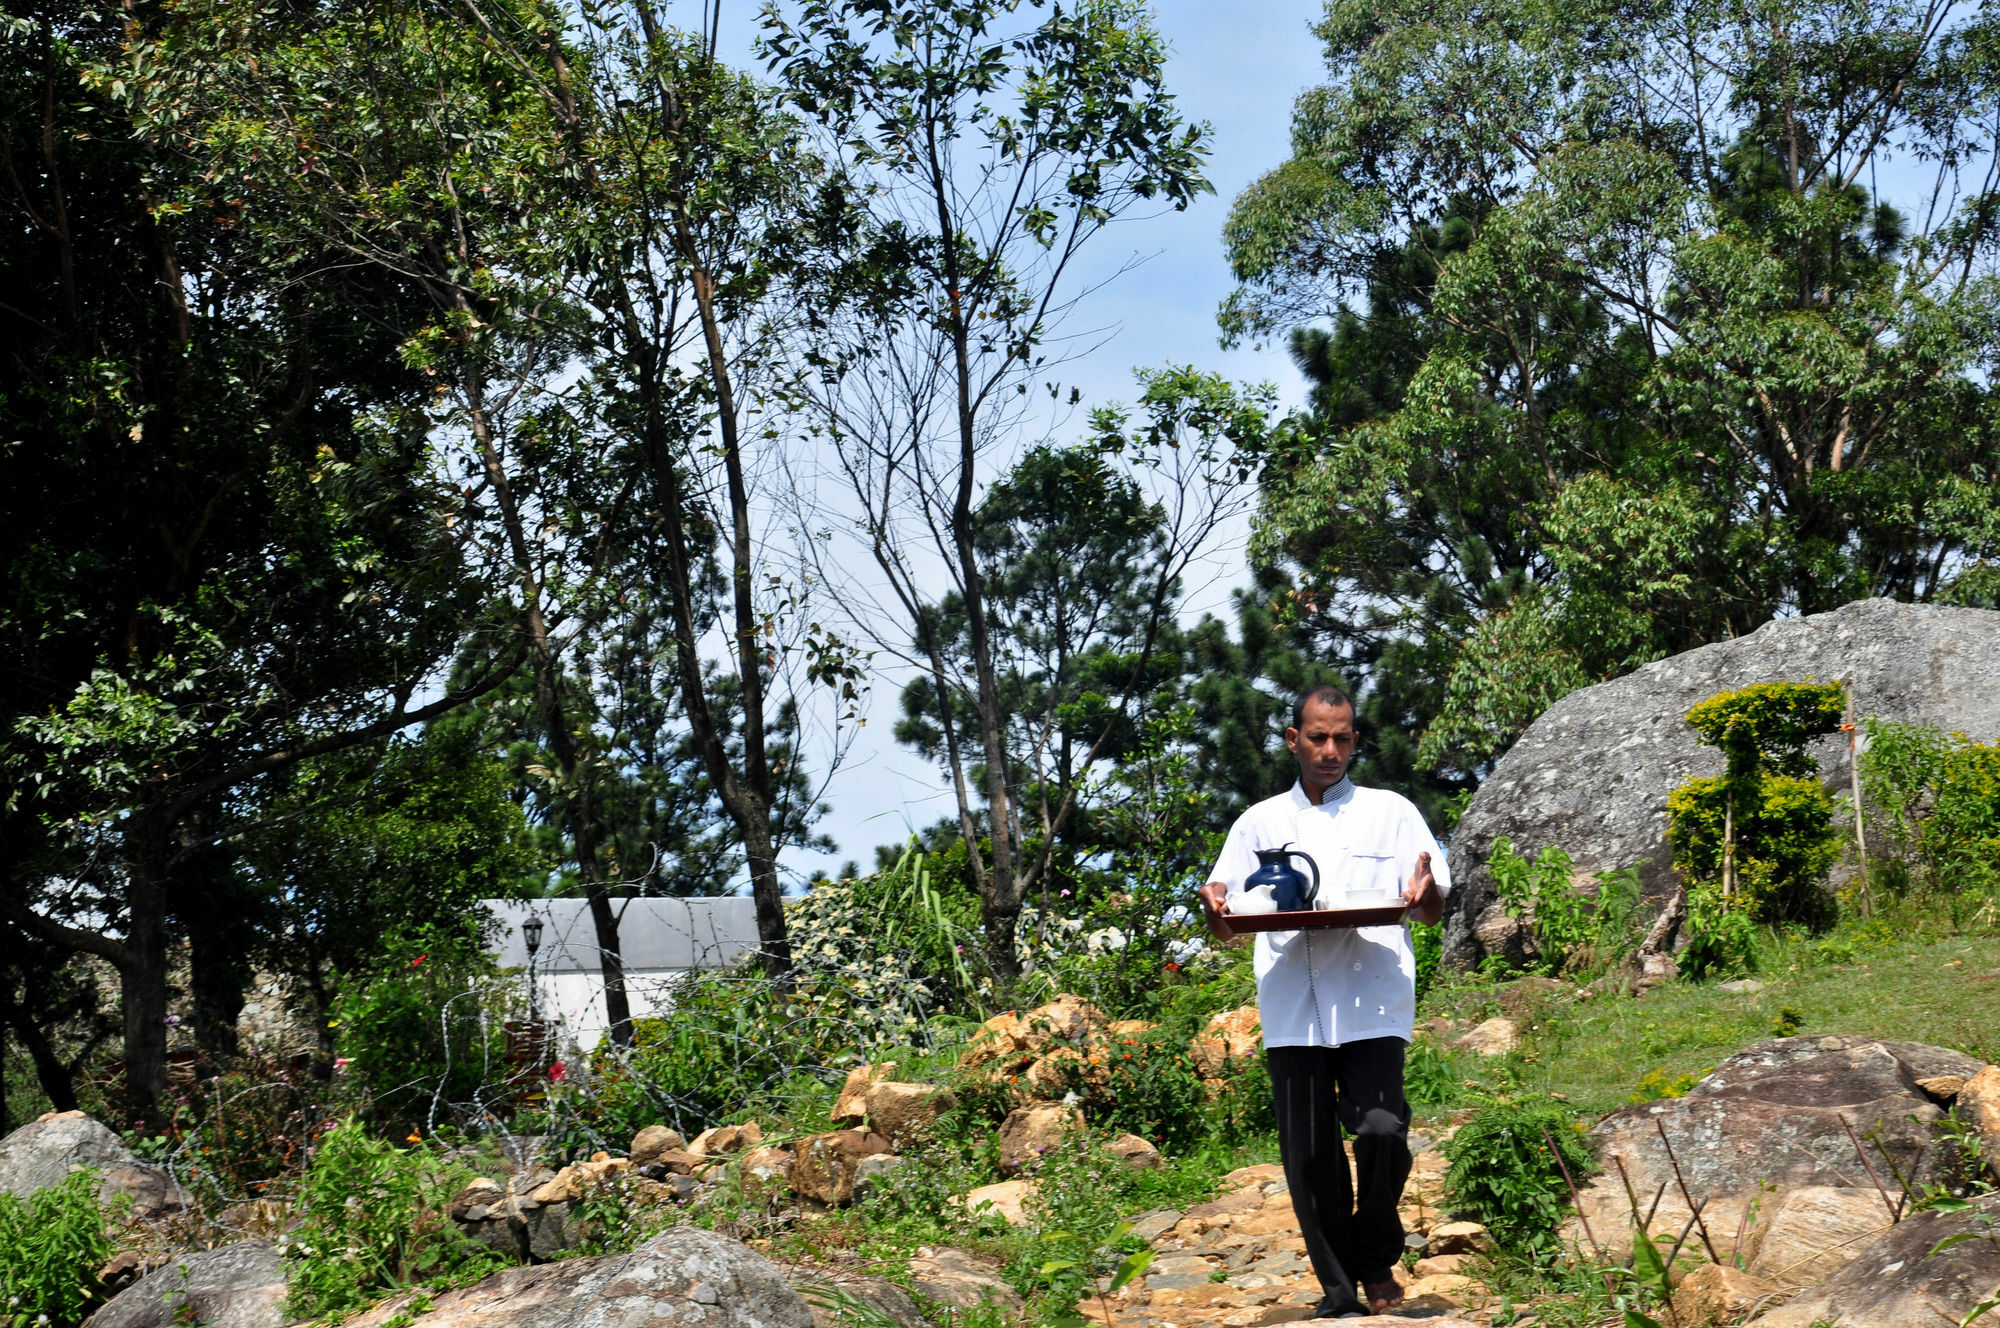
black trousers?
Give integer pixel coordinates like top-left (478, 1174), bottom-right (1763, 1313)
top-left (1267, 1039), bottom-right (1412, 1312)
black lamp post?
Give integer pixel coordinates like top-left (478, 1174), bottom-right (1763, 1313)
top-left (521, 913), bottom-right (544, 1022)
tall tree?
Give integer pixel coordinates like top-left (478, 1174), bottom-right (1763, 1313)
top-left (768, 0), bottom-right (1213, 972)
top-left (551, 8), bottom-right (859, 980)
top-left (1225, 0), bottom-right (2000, 781)
top-left (1, 4), bottom-right (505, 1114)
top-left (127, 0), bottom-right (673, 1039)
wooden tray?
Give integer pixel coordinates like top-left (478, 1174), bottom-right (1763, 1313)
top-left (1222, 904), bottom-right (1408, 932)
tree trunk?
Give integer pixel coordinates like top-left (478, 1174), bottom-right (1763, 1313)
top-left (3, 1011), bottom-right (80, 1114)
top-left (686, 265), bottom-right (790, 980)
top-left (460, 365), bottom-right (634, 1045)
top-left (1637, 879), bottom-right (1688, 963)
top-left (120, 824), bottom-right (173, 1122)
top-left (1721, 792), bottom-right (1737, 900)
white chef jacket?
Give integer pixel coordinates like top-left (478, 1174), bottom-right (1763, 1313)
top-left (1208, 776), bottom-right (1450, 1048)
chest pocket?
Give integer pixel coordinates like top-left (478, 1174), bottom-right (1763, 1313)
top-left (1322, 842), bottom-right (1401, 905)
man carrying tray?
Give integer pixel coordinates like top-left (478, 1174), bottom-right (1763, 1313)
top-left (1197, 684), bottom-right (1449, 1319)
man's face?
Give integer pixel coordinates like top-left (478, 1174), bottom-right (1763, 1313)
top-left (1286, 697), bottom-right (1358, 789)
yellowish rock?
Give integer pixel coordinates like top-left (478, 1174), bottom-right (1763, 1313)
top-left (864, 1080), bottom-right (954, 1147)
top-left (832, 1063), bottom-right (897, 1124)
top-left (997, 1101), bottom-right (1085, 1173)
top-left (1671, 1262), bottom-right (1777, 1327)
top-left (628, 1125), bottom-right (687, 1167)
top-left (952, 1178), bottom-right (1038, 1226)
top-left (688, 1121), bottom-right (762, 1157)
top-left (1743, 1186), bottom-right (1892, 1285)
top-left (1957, 1065), bottom-right (2000, 1172)
top-left (1191, 1006), bottom-right (1263, 1077)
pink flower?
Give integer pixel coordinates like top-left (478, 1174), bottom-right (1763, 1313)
top-left (334, 1058), bottom-right (352, 1073)
top-left (412, 954), bottom-right (427, 968)
top-left (549, 1061), bottom-right (567, 1082)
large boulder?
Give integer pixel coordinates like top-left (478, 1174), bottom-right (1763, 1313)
top-left (0, 1111), bottom-right (189, 1221)
top-left (1749, 1193), bottom-right (2000, 1328)
top-left (1442, 599), bottom-right (2000, 967)
top-left (344, 1225), bottom-right (818, 1328)
top-left (1568, 1037), bottom-right (1982, 1263)
top-left (85, 1241), bottom-right (285, 1328)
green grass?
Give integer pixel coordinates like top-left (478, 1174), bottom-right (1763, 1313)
top-left (1418, 895), bottom-right (2000, 1120)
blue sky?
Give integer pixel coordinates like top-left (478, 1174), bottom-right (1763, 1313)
top-left (717, 1), bottom-right (1335, 881)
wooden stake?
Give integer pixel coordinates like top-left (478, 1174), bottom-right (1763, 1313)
top-left (1845, 689), bottom-right (1870, 918)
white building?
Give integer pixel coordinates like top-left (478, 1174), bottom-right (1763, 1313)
top-left (483, 897), bottom-right (764, 1048)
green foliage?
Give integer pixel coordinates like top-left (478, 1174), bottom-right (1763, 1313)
top-left (1771, 1007), bottom-right (1804, 1038)
top-left (1225, 0), bottom-right (2000, 778)
top-left (1046, 1027), bottom-right (1270, 1155)
top-left (1412, 919), bottom-right (1444, 1001)
top-left (1668, 776), bottom-right (1839, 928)
top-left (1676, 884), bottom-right (1761, 981)
top-left (1488, 838), bottom-right (1646, 976)
top-left (1684, 684), bottom-right (1847, 783)
top-left (1861, 720), bottom-right (2000, 900)
top-left (0, 1170), bottom-right (113, 1328)
top-left (1443, 1097), bottom-right (1596, 1256)
top-left (1405, 1036), bottom-right (1467, 1108)
top-left (1625, 1068), bottom-right (1698, 1106)
top-left (282, 1122), bottom-right (506, 1319)
top-left (1667, 683), bottom-right (1847, 933)
top-left (328, 928), bottom-right (515, 1132)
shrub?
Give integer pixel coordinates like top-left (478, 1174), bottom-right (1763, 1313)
top-left (0, 1169), bottom-right (113, 1328)
top-left (1668, 682), bottom-right (1846, 930)
top-left (1667, 774), bottom-right (1839, 927)
top-left (1047, 1030), bottom-right (1209, 1154)
top-left (1861, 719), bottom-right (2000, 899)
top-left (1676, 881), bottom-right (1760, 979)
top-left (330, 927), bottom-right (516, 1132)
top-left (1488, 839), bottom-right (1648, 976)
top-left (1442, 1097), bottom-right (1595, 1256)
top-left (1412, 919), bottom-right (1443, 1001)
top-left (579, 976), bottom-right (857, 1142)
top-left (282, 1122), bottom-right (506, 1319)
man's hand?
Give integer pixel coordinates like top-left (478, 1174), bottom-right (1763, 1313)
top-left (1403, 851), bottom-right (1444, 925)
top-left (1197, 880), bottom-right (1240, 944)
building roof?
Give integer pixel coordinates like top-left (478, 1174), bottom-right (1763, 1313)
top-left (483, 897), bottom-right (764, 973)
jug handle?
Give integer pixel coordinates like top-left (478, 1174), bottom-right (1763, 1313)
top-left (1289, 850), bottom-right (1320, 903)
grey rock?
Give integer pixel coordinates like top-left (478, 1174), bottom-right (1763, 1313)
top-left (1718, 979), bottom-right (1767, 994)
top-left (1442, 599), bottom-right (2000, 968)
top-left (1126, 1208), bottom-right (1183, 1243)
top-left (794, 1271), bottom-right (931, 1328)
top-left (343, 1225), bottom-right (817, 1328)
top-left (1147, 1272), bottom-right (1217, 1290)
top-left (904, 1247), bottom-right (1022, 1310)
top-left (85, 1242), bottom-right (284, 1328)
top-left (0, 1111), bottom-right (189, 1220)
top-left (1750, 1194), bottom-right (2000, 1328)
top-left (1570, 1037), bottom-right (1984, 1257)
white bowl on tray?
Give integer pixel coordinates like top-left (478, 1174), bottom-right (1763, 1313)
top-left (1323, 890), bottom-right (1404, 910)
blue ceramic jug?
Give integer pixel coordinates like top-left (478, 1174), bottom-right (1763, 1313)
top-left (1245, 844), bottom-right (1320, 913)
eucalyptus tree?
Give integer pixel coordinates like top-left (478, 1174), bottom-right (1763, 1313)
top-left (540, 7), bottom-right (859, 980)
top-left (0, 4), bottom-right (510, 1112)
top-left (1227, 0), bottom-right (2000, 779)
top-left (764, 0), bottom-right (1216, 972)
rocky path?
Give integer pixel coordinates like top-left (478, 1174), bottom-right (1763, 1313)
top-left (1079, 1145), bottom-right (1495, 1328)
